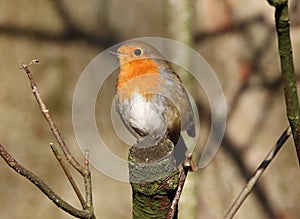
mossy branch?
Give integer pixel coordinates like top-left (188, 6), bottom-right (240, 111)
top-left (268, 0), bottom-right (300, 163)
top-left (128, 137), bottom-right (192, 219)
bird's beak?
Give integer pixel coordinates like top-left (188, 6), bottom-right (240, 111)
top-left (108, 50), bottom-right (128, 57)
top-left (108, 50), bottom-right (121, 56)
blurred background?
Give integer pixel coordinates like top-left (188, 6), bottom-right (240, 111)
top-left (0, 0), bottom-right (300, 218)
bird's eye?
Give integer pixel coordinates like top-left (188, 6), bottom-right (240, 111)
top-left (134, 48), bottom-right (143, 56)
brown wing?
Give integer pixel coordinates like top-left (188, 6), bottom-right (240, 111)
top-left (157, 63), bottom-right (195, 137)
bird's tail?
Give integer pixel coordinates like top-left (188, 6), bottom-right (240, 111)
top-left (173, 134), bottom-right (188, 167)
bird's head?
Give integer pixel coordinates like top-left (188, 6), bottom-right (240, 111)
top-left (109, 40), bottom-right (165, 66)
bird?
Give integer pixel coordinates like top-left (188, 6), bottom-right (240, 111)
top-left (109, 40), bottom-right (195, 166)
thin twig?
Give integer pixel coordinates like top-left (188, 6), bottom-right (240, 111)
top-left (223, 127), bottom-right (291, 219)
top-left (18, 60), bottom-right (95, 218)
top-left (167, 154), bottom-right (193, 219)
top-left (20, 61), bottom-right (86, 176)
top-left (0, 144), bottom-right (89, 219)
top-left (84, 150), bottom-right (92, 207)
top-left (83, 150), bottom-right (96, 219)
top-left (50, 143), bottom-right (86, 208)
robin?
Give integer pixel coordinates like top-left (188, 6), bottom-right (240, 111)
top-left (109, 40), bottom-right (195, 165)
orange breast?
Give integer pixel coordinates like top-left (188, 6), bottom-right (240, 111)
top-left (116, 59), bottom-right (162, 101)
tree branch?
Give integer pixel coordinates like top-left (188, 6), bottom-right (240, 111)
top-left (267, 0), bottom-right (300, 164)
top-left (83, 150), bottom-right (95, 219)
top-left (50, 143), bottom-right (86, 208)
top-left (166, 155), bottom-right (193, 219)
top-left (129, 138), bottom-right (179, 219)
top-left (223, 127), bottom-right (291, 219)
top-left (0, 60), bottom-right (97, 218)
top-left (20, 61), bottom-right (86, 176)
top-left (0, 144), bottom-right (90, 219)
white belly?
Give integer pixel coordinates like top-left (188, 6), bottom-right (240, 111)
top-left (130, 92), bottom-right (165, 132)
top-left (118, 92), bottom-right (167, 144)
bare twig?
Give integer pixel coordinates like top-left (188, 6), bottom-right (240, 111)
top-left (50, 143), bottom-right (86, 208)
top-left (223, 127), bottom-right (291, 219)
top-left (83, 150), bottom-right (94, 217)
top-left (0, 144), bottom-right (90, 219)
top-left (167, 154), bottom-right (193, 219)
top-left (20, 61), bottom-right (86, 176)
top-left (15, 60), bottom-right (96, 218)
